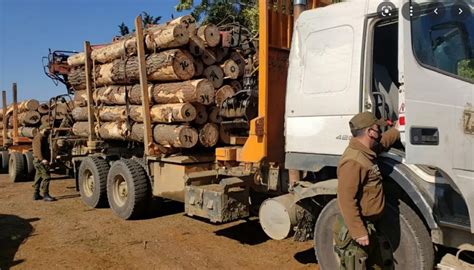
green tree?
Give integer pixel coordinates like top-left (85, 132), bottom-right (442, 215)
top-left (118, 22), bottom-right (130, 36)
top-left (175, 0), bottom-right (259, 33)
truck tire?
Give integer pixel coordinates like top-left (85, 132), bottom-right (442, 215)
top-left (78, 156), bottom-right (110, 208)
top-left (314, 199), bottom-right (434, 270)
top-left (9, 152), bottom-right (25, 183)
top-left (107, 159), bottom-right (149, 220)
top-left (1, 151), bottom-right (9, 173)
top-left (23, 151), bottom-right (35, 181)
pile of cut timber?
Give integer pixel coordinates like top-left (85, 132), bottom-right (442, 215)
top-left (69, 15), bottom-right (247, 150)
top-left (2, 99), bottom-right (73, 139)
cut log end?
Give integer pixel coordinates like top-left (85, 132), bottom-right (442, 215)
top-left (215, 85), bottom-right (235, 108)
top-left (193, 104), bottom-right (208, 125)
top-left (203, 65), bottom-right (224, 89)
top-left (221, 59), bottom-right (240, 79)
top-left (197, 24), bottom-right (220, 47)
top-left (198, 123), bottom-right (219, 147)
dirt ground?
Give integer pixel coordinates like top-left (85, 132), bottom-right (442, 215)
top-left (0, 174), bottom-right (319, 270)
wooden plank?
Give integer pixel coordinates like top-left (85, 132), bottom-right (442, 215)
top-left (84, 41), bottom-right (96, 147)
top-left (135, 15), bottom-right (154, 156)
top-left (230, 136), bottom-right (248, 145)
top-left (2, 91), bottom-right (7, 147)
top-left (12, 83), bottom-right (18, 140)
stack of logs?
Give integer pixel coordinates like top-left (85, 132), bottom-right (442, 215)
top-left (1, 99), bottom-right (72, 139)
top-left (68, 15), bottom-right (246, 150)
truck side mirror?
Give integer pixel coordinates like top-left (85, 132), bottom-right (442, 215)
top-left (457, 59), bottom-right (474, 81)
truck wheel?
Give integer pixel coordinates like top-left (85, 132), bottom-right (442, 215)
top-left (23, 151), bottom-right (35, 181)
top-left (78, 157), bottom-right (110, 208)
top-left (9, 152), bottom-right (25, 183)
top-left (107, 159), bottom-right (149, 220)
top-left (314, 199), bottom-right (434, 270)
top-left (1, 151), bottom-right (9, 173)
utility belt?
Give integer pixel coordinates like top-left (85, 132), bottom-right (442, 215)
top-left (333, 216), bottom-right (394, 270)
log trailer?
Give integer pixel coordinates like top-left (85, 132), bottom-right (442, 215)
top-left (48, 0), bottom-right (473, 269)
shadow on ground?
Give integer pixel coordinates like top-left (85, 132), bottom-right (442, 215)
top-left (0, 215), bottom-right (39, 270)
top-left (144, 199), bottom-right (185, 219)
top-left (214, 219), bottom-right (269, 245)
top-left (294, 247), bottom-right (318, 264)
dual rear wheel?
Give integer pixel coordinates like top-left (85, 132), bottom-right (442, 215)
top-left (78, 157), bottom-right (149, 220)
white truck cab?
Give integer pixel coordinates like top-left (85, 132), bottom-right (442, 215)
top-left (281, 0), bottom-right (473, 268)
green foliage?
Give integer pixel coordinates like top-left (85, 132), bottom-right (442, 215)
top-left (118, 22), bottom-right (130, 36)
top-left (117, 12), bottom-right (161, 36)
top-left (175, 0), bottom-right (259, 33)
top-left (458, 59), bottom-right (474, 81)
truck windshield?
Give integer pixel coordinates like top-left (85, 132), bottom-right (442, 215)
top-left (411, 2), bottom-right (474, 82)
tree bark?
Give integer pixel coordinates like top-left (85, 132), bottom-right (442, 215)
top-left (72, 107), bottom-right (88, 121)
top-left (153, 124), bottom-right (198, 148)
top-left (215, 85), bottom-right (235, 107)
top-left (215, 47), bottom-right (229, 62)
top-left (98, 106), bottom-right (127, 122)
top-left (168, 15), bottom-right (197, 35)
top-left (197, 24), bottom-right (220, 47)
top-left (193, 103), bottom-right (208, 125)
top-left (18, 127), bottom-right (38, 138)
top-left (129, 103), bottom-right (197, 123)
top-left (97, 122), bottom-right (128, 140)
top-left (198, 123), bottom-right (219, 147)
top-left (74, 90), bottom-right (88, 107)
top-left (152, 78), bottom-right (214, 105)
top-left (145, 24), bottom-right (189, 51)
top-left (129, 123), bottom-right (144, 142)
top-left (203, 65), bottom-right (224, 89)
top-left (91, 38), bottom-right (138, 64)
top-left (219, 125), bottom-right (231, 144)
top-left (72, 122), bottom-right (90, 137)
top-left (41, 115), bottom-right (52, 126)
top-left (94, 84), bottom-right (152, 105)
top-left (188, 35), bottom-right (205, 56)
top-left (201, 48), bottom-right (217, 66)
top-left (18, 111), bottom-right (41, 126)
top-left (67, 52), bottom-right (86, 66)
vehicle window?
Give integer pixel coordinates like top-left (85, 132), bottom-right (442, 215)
top-left (411, 4), bottom-right (474, 82)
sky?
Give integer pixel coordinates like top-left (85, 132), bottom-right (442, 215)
top-left (0, 0), bottom-right (192, 103)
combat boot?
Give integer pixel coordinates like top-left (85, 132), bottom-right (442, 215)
top-left (43, 193), bottom-right (56, 202)
top-left (33, 192), bottom-right (43, 201)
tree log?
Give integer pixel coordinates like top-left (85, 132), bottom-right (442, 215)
top-left (230, 52), bottom-right (245, 77)
top-left (203, 65), bottom-right (224, 89)
top-left (74, 90), bottom-right (88, 107)
top-left (91, 38), bottom-right (138, 64)
top-left (18, 99), bottom-right (40, 112)
top-left (152, 79), bottom-right (214, 105)
top-left (69, 66), bottom-right (86, 89)
top-left (198, 123), bottom-right (219, 147)
top-left (201, 48), bottom-right (217, 66)
top-left (94, 84), bottom-right (152, 106)
top-left (18, 111), bottom-right (41, 126)
top-left (18, 127), bottom-right (38, 138)
top-left (67, 53), bottom-right (86, 66)
top-left (129, 103), bottom-right (197, 123)
top-left (197, 24), bottom-right (220, 47)
top-left (208, 107), bottom-right (222, 124)
top-left (153, 124), bottom-right (198, 148)
top-left (145, 24), bottom-right (189, 51)
top-left (129, 123), bottom-right (144, 142)
top-left (72, 122), bottom-right (89, 137)
top-left (41, 115), bottom-right (52, 126)
top-left (95, 49), bottom-right (195, 86)
top-left (98, 122), bottom-right (128, 141)
top-left (38, 103), bottom-right (50, 115)
top-left (168, 15), bottom-right (197, 35)
top-left (215, 85), bottom-right (235, 107)
top-left (215, 47), bottom-right (229, 62)
top-left (193, 58), bottom-right (204, 77)
top-left (72, 107), bottom-right (88, 121)
top-left (193, 103), bottom-right (208, 125)
top-left (221, 59), bottom-right (240, 79)
top-left (188, 35), bottom-right (205, 56)
top-left (98, 106), bottom-right (127, 122)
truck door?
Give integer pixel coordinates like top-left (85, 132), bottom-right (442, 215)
top-left (399, 1), bottom-right (474, 231)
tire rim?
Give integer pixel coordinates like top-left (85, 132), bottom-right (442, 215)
top-left (112, 174), bottom-right (128, 207)
top-left (82, 169), bottom-right (95, 197)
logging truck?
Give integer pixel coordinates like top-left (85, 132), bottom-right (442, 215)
top-left (50, 0), bottom-right (473, 269)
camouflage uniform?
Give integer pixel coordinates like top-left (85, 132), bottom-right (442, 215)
top-left (335, 113), bottom-right (400, 269)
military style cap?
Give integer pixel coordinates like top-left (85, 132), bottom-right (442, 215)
top-left (349, 112), bottom-right (386, 131)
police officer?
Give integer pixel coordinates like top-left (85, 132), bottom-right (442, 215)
top-left (32, 126), bottom-right (56, 201)
top-left (335, 112), bottom-right (400, 269)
